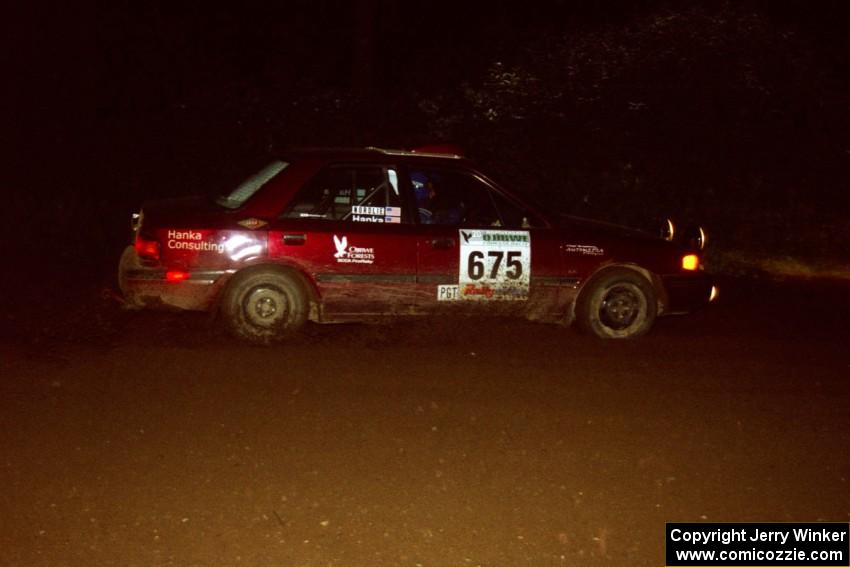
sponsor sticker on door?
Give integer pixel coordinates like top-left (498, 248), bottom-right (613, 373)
top-left (458, 229), bottom-right (530, 300)
top-left (333, 235), bottom-right (375, 264)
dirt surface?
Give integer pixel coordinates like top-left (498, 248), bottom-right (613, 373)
top-left (1, 277), bottom-right (849, 566)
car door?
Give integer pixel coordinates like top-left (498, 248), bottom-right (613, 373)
top-left (268, 163), bottom-right (420, 317)
top-left (409, 166), bottom-right (563, 316)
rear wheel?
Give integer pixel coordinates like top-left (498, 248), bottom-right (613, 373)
top-left (575, 268), bottom-right (657, 338)
top-left (221, 267), bottom-right (308, 344)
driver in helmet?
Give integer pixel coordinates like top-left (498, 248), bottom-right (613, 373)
top-left (412, 171), bottom-right (462, 225)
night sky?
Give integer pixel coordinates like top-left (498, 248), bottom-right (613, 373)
top-left (4, 1), bottom-right (850, 263)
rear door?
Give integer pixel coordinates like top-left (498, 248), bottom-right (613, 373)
top-left (268, 163), bottom-right (420, 317)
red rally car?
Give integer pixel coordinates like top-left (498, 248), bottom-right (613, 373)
top-left (119, 146), bottom-right (717, 343)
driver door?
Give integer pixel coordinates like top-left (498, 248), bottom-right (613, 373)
top-left (409, 166), bottom-right (562, 316)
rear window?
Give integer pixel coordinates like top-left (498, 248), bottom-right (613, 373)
top-left (216, 160), bottom-right (288, 209)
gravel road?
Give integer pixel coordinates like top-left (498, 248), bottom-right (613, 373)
top-left (1, 277), bottom-right (848, 566)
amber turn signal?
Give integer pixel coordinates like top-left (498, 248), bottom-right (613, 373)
top-left (681, 254), bottom-right (700, 271)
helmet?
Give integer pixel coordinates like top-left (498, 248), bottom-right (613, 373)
top-left (411, 171), bottom-right (430, 207)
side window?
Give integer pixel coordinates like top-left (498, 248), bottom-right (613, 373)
top-left (489, 189), bottom-right (542, 228)
top-left (411, 168), bottom-right (542, 228)
top-left (281, 166), bottom-right (405, 223)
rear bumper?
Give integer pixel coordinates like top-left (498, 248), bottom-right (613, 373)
top-left (660, 272), bottom-right (717, 315)
top-left (118, 246), bottom-right (231, 311)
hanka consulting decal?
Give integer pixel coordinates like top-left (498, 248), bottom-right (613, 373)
top-left (166, 230), bottom-right (225, 253)
top-left (333, 235), bottom-right (375, 264)
top-left (457, 229), bottom-right (531, 300)
top-left (165, 230), bottom-right (267, 261)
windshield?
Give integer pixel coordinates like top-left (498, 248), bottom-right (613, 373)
top-left (215, 160), bottom-right (288, 209)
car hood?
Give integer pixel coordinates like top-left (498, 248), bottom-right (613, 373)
top-left (556, 214), bottom-right (658, 242)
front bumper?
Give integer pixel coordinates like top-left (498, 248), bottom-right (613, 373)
top-left (660, 272), bottom-right (717, 315)
top-left (118, 246), bottom-right (231, 311)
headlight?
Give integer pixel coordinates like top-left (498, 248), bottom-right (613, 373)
top-left (662, 218), bottom-right (675, 241)
top-left (694, 226), bottom-right (707, 250)
top-left (684, 225), bottom-right (707, 251)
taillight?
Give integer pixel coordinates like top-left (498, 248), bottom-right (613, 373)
top-left (166, 270), bottom-right (189, 282)
top-left (135, 234), bottom-right (160, 261)
top-left (681, 254), bottom-right (700, 271)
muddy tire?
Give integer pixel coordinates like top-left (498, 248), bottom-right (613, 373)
top-left (221, 267), bottom-right (308, 344)
top-left (575, 268), bottom-right (657, 339)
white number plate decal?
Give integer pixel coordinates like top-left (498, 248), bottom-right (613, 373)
top-left (458, 229), bottom-right (530, 300)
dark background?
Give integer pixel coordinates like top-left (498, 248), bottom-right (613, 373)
top-left (2, 7), bottom-right (849, 563)
top-left (4, 0), bottom-right (849, 274)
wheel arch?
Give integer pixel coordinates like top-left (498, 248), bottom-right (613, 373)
top-left (213, 261), bottom-right (322, 320)
top-left (568, 262), bottom-right (668, 324)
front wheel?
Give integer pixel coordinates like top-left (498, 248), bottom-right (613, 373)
top-left (221, 267), bottom-right (309, 344)
top-left (575, 268), bottom-right (657, 339)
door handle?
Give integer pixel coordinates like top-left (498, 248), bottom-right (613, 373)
top-left (283, 233), bottom-right (306, 245)
top-left (430, 238), bottom-right (455, 249)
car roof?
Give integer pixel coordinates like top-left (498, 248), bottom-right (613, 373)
top-left (279, 146), bottom-right (471, 166)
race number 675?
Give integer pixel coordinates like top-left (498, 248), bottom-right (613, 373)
top-left (467, 250), bottom-right (523, 280)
